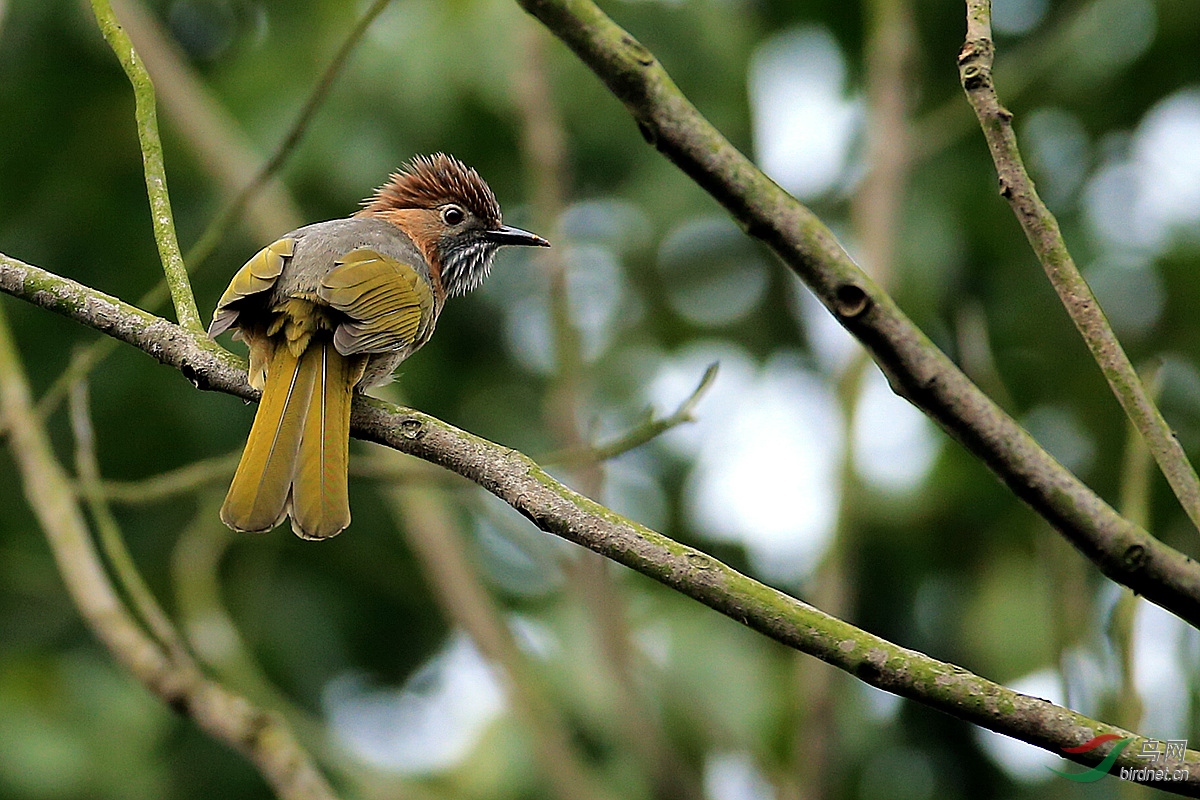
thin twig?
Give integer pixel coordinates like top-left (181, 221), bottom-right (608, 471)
top-left (111, 0), bottom-right (304, 239)
top-left (958, 0), bottom-right (1200, 533)
top-left (542, 362), bottom-right (717, 466)
top-left (2, 257), bottom-right (1198, 792)
top-left (185, 0), bottom-right (395, 271)
top-left (88, 448), bottom-right (444, 505)
top-left (35, 336), bottom-right (120, 423)
top-left (69, 378), bottom-right (191, 661)
top-left (0, 301), bottom-right (336, 800)
top-left (90, 450), bottom-right (243, 504)
top-left (90, 0), bottom-right (203, 332)
top-left (913, 0), bottom-right (1096, 161)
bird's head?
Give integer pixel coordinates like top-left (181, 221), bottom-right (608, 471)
top-left (359, 153), bottom-right (549, 297)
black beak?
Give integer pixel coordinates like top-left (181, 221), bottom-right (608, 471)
top-left (487, 225), bottom-right (551, 248)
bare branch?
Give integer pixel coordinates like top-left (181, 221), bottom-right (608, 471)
top-left (69, 378), bottom-right (191, 660)
top-left (3, 253), bottom-right (1199, 792)
top-left (89, 0), bottom-right (203, 332)
top-left (958, 0), bottom-right (1200, 535)
top-left (507, 0), bottom-right (1200, 629)
top-left (543, 362), bottom-right (716, 466)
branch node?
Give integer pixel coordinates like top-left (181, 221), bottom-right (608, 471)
top-left (635, 118), bottom-right (657, 146)
top-left (621, 34), bottom-right (654, 66)
top-left (166, 693), bottom-right (190, 717)
top-left (399, 418), bottom-right (425, 440)
top-left (855, 659), bottom-right (883, 683)
top-left (957, 38), bottom-right (992, 66)
top-left (180, 362), bottom-right (202, 389)
top-left (960, 63), bottom-right (990, 91)
top-left (743, 219), bottom-right (772, 240)
top-left (834, 284), bottom-right (870, 318)
top-left (1124, 544), bottom-right (1148, 571)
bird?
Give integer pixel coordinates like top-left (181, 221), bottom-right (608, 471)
top-left (208, 153), bottom-right (549, 540)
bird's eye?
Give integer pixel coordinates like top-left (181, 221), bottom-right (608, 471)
top-left (441, 205), bottom-right (465, 226)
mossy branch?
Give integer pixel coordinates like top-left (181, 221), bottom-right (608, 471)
top-left (509, 0), bottom-right (1200, 620)
top-left (90, 0), bottom-right (203, 333)
top-left (958, 0), bottom-right (1200, 534)
top-left (2, 254), bottom-right (1199, 792)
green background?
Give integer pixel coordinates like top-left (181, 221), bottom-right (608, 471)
top-left (1, 0), bottom-right (1198, 798)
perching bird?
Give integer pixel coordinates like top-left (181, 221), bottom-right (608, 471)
top-left (209, 153), bottom-right (549, 539)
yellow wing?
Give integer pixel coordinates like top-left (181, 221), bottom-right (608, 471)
top-left (208, 237), bottom-right (295, 338)
top-left (318, 248), bottom-right (435, 356)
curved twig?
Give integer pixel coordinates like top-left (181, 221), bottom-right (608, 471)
top-left (185, 0), bottom-right (395, 271)
top-left (541, 362), bottom-right (717, 466)
top-left (3, 254), bottom-right (1200, 793)
top-left (69, 379), bottom-right (191, 661)
top-left (958, 0), bottom-right (1200, 534)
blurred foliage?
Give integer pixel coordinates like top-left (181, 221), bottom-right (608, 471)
top-left (1, 0), bottom-right (1200, 798)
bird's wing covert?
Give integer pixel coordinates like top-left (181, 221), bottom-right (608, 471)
top-left (317, 248), bottom-right (434, 355)
top-left (208, 237), bottom-right (295, 337)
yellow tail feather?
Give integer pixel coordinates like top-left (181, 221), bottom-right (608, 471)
top-left (290, 341), bottom-right (361, 539)
top-left (221, 339), bottom-right (362, 538)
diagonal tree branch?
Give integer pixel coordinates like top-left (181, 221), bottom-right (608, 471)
top-left (958, 0), bottom-right (1200, 536)
top-left (90, 0), bottom-right (203, 333)
top-left (181, 0), bottom-right (395, 272)
top-left (110, 0), bottom-right (304, 240)
top-left (508, 0), bottom-right (1200, 626)
top-left (2, 253), bottom-right (1199, 794)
